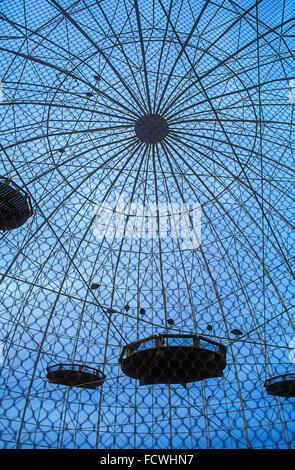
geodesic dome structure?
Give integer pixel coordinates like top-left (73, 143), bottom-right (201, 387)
top-left (0, 0), bottom-right (295, 449)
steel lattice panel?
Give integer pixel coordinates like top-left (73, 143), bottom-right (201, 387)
top-left (0, 0), bottom-right (294, 449)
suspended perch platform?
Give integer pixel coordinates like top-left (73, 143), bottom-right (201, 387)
top-left (264, 373), bottom-right (295, 398)
top-left (119, 334), bottom-right (226, 387)
top-left (46, 363), bottom-right (106, 390)
top-left (0, 177), bottom-right (33, 230)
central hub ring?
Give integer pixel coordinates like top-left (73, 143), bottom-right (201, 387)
top-left (135, 114), bottom-right (169, 144)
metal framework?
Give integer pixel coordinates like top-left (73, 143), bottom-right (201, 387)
top-left (0, 0), bottom-right (294, 449)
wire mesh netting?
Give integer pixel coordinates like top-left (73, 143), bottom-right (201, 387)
top-left (0, 0), bottom-right (295, 449)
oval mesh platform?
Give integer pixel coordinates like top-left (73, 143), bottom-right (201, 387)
top-left (46, 364), bottom-right (106, 390)
top-left (264, 374), bottom-right (295, 398)
top-left (0, 178), bottom-right (32, 231)
top-left (119, 335), bottom-right (226, 386)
